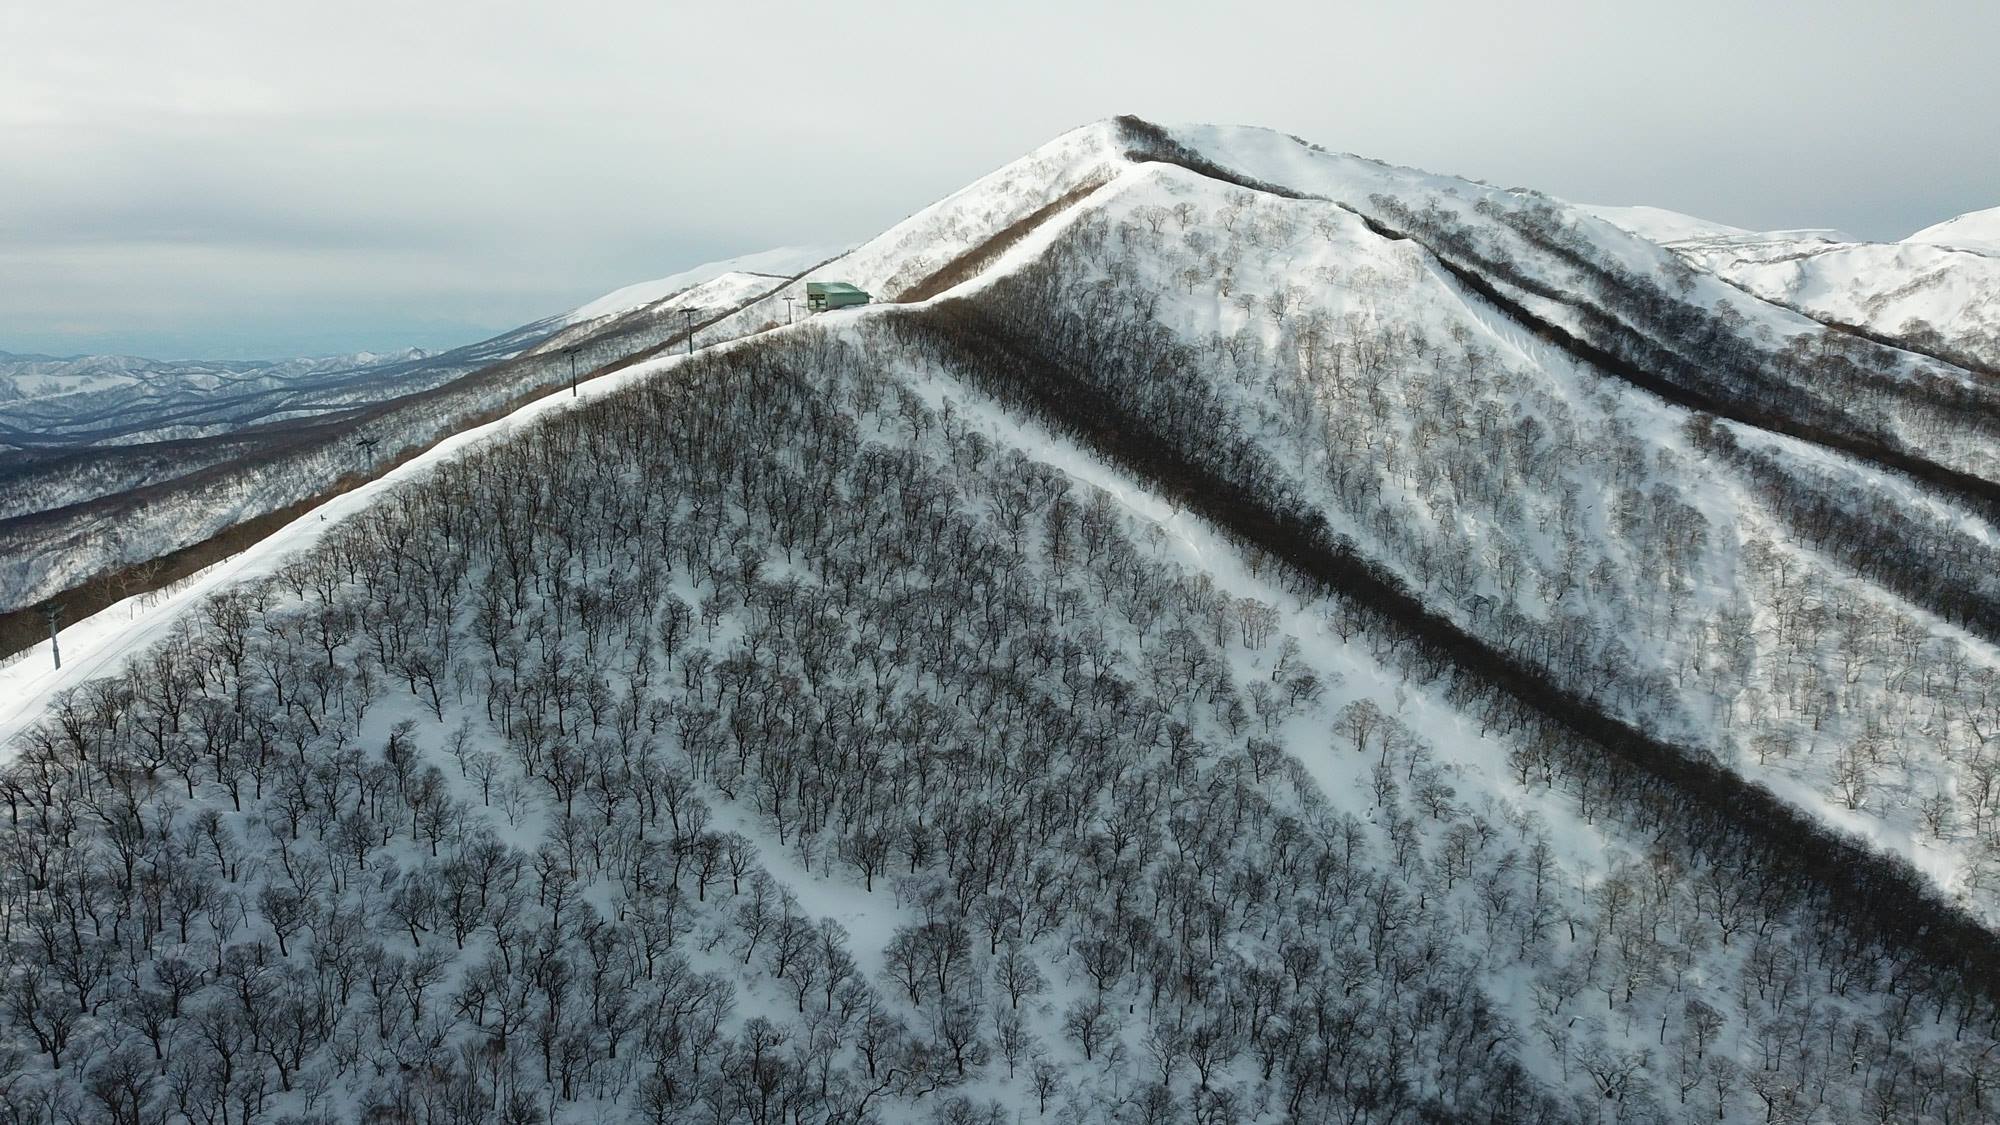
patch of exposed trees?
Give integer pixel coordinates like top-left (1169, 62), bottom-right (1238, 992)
top-left (3, 262), bottom-right (1998, 1125)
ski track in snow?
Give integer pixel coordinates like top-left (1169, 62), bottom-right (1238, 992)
top-left (0, 136), bottom-right (1124, 757)
top-left (0, 346), bottom-right (709, 756)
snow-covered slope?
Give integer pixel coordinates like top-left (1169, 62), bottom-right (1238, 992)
top-left (0, 247), bottom-right (841, 615)
top-left (893, 123), bottom-right (2000, 915)
top-left (1581, 204), bottom-right (1756, 244)
top-left (564, 244), bottom-right (844, 324)
top-left (4, 117), bottom-right (2000, 1125)
top-left (678, 120), bottom-right (1133, 348)
top-left (1591, 201), bottom-right (2000, 369)
top-left (1909, 204), bottom-right (2000, 253)
top-left (1584, 204), bottom-right (1856, 247)
top-left (0, 330), bottom-right (725, 748)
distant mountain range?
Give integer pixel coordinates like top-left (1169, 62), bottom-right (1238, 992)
top-left (0, 336), bottom-right (528, 448)
top-left (0, 244), bottom-right (844, 620)
top-left (0, 245), bottom-right (842, 450)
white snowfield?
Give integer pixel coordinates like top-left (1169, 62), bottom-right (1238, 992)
top-left (563, 244), bottom-right (846, 324)
top-left (1589, 200), bottom-right (2000, 368)
top-left (1908, 204), bottom-right (2000, 254)
top-left (657, 270), bottom-right (806, 315)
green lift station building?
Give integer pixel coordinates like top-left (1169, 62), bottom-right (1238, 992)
top-left (806, 281), bottom-right (871, 312)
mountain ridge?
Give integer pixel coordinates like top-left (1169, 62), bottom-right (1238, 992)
top-left (3, 116), bottom-right (1999, 1123)
top-left (1587, 200), bottom-right (2000, 372)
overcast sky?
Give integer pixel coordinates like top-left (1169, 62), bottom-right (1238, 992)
top-left (5, 1), bottom-right (1995, 360)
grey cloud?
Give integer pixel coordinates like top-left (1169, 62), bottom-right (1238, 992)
top-left (4, 0), bottom-right (1995, 358)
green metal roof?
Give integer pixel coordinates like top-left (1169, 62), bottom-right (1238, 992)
top-left (806, 281), bottom-right (867, 296)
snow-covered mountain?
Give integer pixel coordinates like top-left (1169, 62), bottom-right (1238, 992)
top-left (0, 347), bottom-right (443, 446)
top-left (0, 328), bottom-right (550, 450)
top-left (0, 244), bottom-right (846, 452)
top-left (1579, 204), bottom-right (1761, 244)
top-left (563, 245), bottom-right (845, 325)
top-left (3, 117), bottom-right (1999, 1124)
top-left (1588, 202), bottom-right (2000, 370)
top-left (1909, 204), bottom-right (2000, 254)
top-left (0, 247), bottom-right (841, 617)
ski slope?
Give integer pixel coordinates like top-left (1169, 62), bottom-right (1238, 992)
top-left (564, 244), bottom-right (845, 324)
top-left (0, 341), bottom-right (716, 753)
top-left (1590, 201), bottom-right (2000, 367)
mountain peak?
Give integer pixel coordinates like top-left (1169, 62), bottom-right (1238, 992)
top-left (1581, 203), bottom-right (1756, 244)
top-left (7, 116), bottom-right (2000, 1125)
top-left (1907, 204), bottom-right (2000, 253)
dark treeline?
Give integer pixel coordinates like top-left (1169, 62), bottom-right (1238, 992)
top-left (1684, 419), bottom-right (2000, 643)
top-left (1353, 195), bottom-right (2000, 518)
top-left (3, 326), bottom-right (1609, 1123)
top-left (1111, 110), bottom-right (1999, 515)
top-left (894, 265), bottom-right (2000, 1030)
top-left (5, 142), bottom-right (2000, 1124)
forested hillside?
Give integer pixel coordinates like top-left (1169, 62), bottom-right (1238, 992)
top-left (0, 252), bottom-right (829, 639)
top-left (1589, 205), bottom-right (2000, 374)
top-left (3, 118), bottom-right (1998, 1124)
